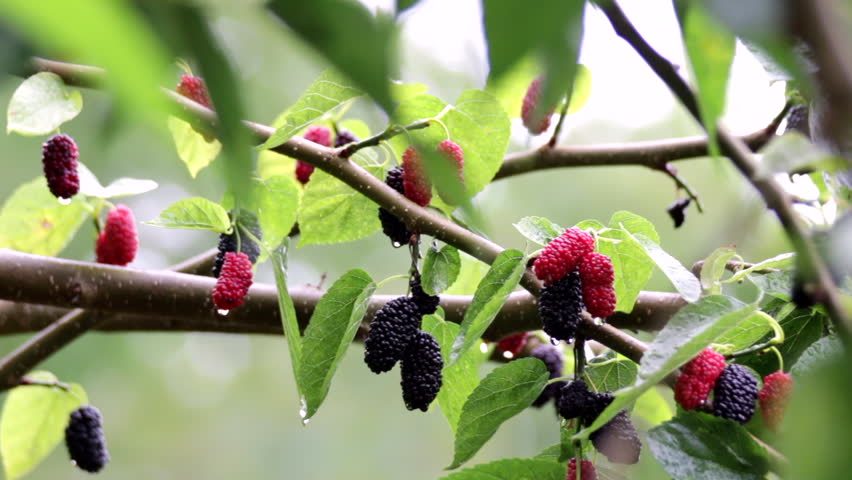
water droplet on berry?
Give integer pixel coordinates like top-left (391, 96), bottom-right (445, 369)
top-left (217, 309), bottom-right (230, 316)
top-left (57, 197), bottom-right (72, 205)
top-left (502, 351), bottom-right (514, 359)
top-left (392, 241), bottom-right (401, 248)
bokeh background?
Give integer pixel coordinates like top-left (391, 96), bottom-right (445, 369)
top-left (0, 0), bottom-right (796, 478)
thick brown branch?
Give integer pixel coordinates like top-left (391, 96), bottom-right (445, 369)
top-left (599, 0), bottom-right (851, 342)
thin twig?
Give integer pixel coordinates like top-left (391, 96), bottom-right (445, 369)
top-left (338, 119), bottom-right (431, 158)
top-left (659, 163), bottom-right (703, 212)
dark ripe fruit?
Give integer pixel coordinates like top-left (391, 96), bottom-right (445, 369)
top-left (538, 270), bottom-right (584, 342)
top-left (378, 166), bottom-right (413, 247)
top-left (334, 130), bottom-right (359, 147)
top-left (590, 410), bottom-right (641, 465)
top-left (400, 330), bottom-right (443, 411)
top-left (65, 406), bottom-right (110, 473)
top-left (42, 134), bottom-right (80, 200)
top-left (530, 344), bottom-right (563, 407)
top-left (712, 364), bottom-right (758, 424)
top-left (364, 297), bottom-right (422, 373)
top-left (667, 197), bottom-right (691, 228)
top-left (212, 213), bottom-right (262, 278)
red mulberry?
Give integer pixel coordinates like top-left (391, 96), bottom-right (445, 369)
top-left (400, 330), bottom-right (443, 411)
top-left (176, 74), bottom-right (212, 108)
top-left (534, 228), bottom-right (595, 284)
top-left (65, 406), bottom-right (109, 473)
top-left (521, 77), bottom-right (554, 135)
top-left (712, 364), bottom-right (758, 424)
top-left (364, 296), bottom-right (422, 373)
top-left (495, 332), bottom-right (529, 359)
top-left (759, 371), bottom-right (793, 430)
top-left (42, 134), bottom-right (80, 200)
top-left (304, 125), bottom-right (332, 147)
top-left (95, 205), bottom-right (138, 266)
top-left (539, 270), bottom-right (585, 341)
top-left (211, 252), bottom-right (253, 310)
top-left (582, 284), bottom-right (616, 319)
top-left (578, 253), bottom-right (614, 286)
top-left (530, 344), bottom-right (564, 407)
top-left (402, 146), bottom-right (432, 206)
top-left (674, 348), bottom-right (726, 411)
top-left (567, 458), bottom-right (596, 480)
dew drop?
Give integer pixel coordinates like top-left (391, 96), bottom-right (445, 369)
top-left (299, 397), bottom-right (310, 425)
top-left (57, 197), bottom-right (71, 205)
top-left (217, 309), bottom-right (230, 316)
top-left (392, 241), bottom-right (401, 248)
top-left (502, 351), bottom-right (514, 359)
top-left (479, 342), bottom-right (488, 353)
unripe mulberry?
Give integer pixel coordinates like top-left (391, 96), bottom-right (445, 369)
top-left (211, 252), bottom-right (253, 310)
top-left (495, 332), bottom-right (528, 359)
top-left (530, 344), bottom-right (564, 407)
top-left (675, 348), bottom-right (727, 411)
top-left (378, 167), bottom-right (412, 247)
top-left (578, 253), bottom-right (614, 287)
top-left (364, 296), bottom-right (422, 373)
top-left (521, 77), bottom-right (554, 135)
top-left (534, 228), bottom-right (595, 284)
top-left (334, 130), bottom-right (358, 147)
top-left (400, 330), bottom-right (443, 411)
top-left (402, 147), bottom-right (432, 206)
top-left (65, 406), bottom-right (110, 473)
top-left (712, 364), bottom-right (758, 424)
top-left (759, 371), bottom-right (793, 430)
top-left (582, 284), bottom-right (616, 319)
top-left (213, 214), bottom-right (262, 278)
top-left (567, 458), bottom-right (597, 480)
top-left (538, 270), bottom-right (584, 342)
top-left (438, 140), bottom-right (464, 178)
top-left (410, 274), bottom-right (440, 315)
top-left (95, 205), bottom-right (138, 266)
top-left (590, 410), bottom-right (641, 465)
top-left (42, 134), bottom-right (80, 200)
top-left (176, 74), bottom-right (212, 108)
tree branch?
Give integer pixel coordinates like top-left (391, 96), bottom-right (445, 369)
top-left (598, 0), bottom-right (851, 342)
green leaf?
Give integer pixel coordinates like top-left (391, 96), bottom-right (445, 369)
top-left (271, 243), bottom-right (302, 397)
top-left (748, 270), bottom-right (793, 300)
top-left (449, 358), bottom-right (549, 469)
top-left (626, 232), bottom-right (701, 302)
top-left (442, 458), bottom-right (565, 480)
top-left (534, 444), bottom-right (563, 462)
top-left (260, 70), bottom-right (362, 150)
top-left (245, 176), bottom-right (300, 252)
top-left (713, 312), bottom-right (773, 352)
top-left (584, 354), bottom-right (638, 393)
top-left (267, 0), bottom-right (396, 112)
top-left (513, 216), bottom-right (562, 246)
top-left (176, 5), bottom-right (254, 203)
top-left (0, 372), bottom-right (87, 480)
top-left (599, 211), bottom-right (659, 312)
top-left (700, 246), bottom-right (737, 294)
top-left (0, 1), bottom-right (170, 127)
top-left (167, 116), bottom-right (221, 178)
top-left (577, 295), bottom-right (756, 440)
top-left (682, 4), bottom-right (735, 157)
top-left (445, 253), bottom-right (490, 295)
top-left (451, 249), bottom-right (526, 363)
top-left (790, 335), bottom-right (842, 378)
top-left (422, 315), bottom-right (487, 431)
top-left (756, 133), bottom-right (847, 178)
top-left (0, 178), bottom-right (89, 256)
top-left (145, 197), bottom-right (231, 232)
top-left (727, 252), bottom-right (794, 283)
top-left (298, 269), bottom-right (375, 419)
top-left (77, 163), bottom-right (157, 199)
top-left (634, 387), bottom-right (674, 426)
top-left (422, 244), bottom-right (461, 295)
top-left (298, 163), bottom-right (386, 246)
top-left (648, 411), bottom-right (769, 480)
top-left (736, 306), bottom-right (825, 377)
top-left (6, 72), bottom-right (82, 135)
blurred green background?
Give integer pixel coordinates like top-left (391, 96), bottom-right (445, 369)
top-left (0, 0), bottom-right (797, 479)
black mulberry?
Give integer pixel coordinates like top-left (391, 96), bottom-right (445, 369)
top-left (557, 380), bottom-right (594, 421)
top-left (42, 134), bottom-right (80, 200)
top-left (530, 344), bottom-right (563, 407)
top-left (364, 296), bottom-right (422, 373)
top-left (334, 130), bottom-right (358, 147)
top-left (785, 104), bottom-right (810, 138)
top-left (379, 166), bottom-right (413, 247)
top-left (410, 273), bottom-right (440, 315)
top-left (65, 406), bottom-right (110, 473)
top-left (712, 364), bottom-right (758, 424)
top-left (212, 212), bottom-right (262, 278)
top-left (590, 410), bottom-right (641, 464)
top-left (538, 270), bottom-right (584, 342)
top-left (400, 330), bottom-right (443, 411)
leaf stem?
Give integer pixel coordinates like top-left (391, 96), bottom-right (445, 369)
top-left (338, 119), bottom-right (431, 158)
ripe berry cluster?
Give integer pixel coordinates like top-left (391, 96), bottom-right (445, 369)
top-left (674, 348), bottom-right (793, 427)
top-left (534, 228), bottom-right (617, 342)
top-left (211, 251), bottom-right (254, 311)
top-left (296, 126), bottom-right (361, 184)
top-left (364, 274), bottom-right (443, 411)
top-left (65, 405), bottom-right (110, 473)
top-left (212, 213), bottom-right (262, 278)
top-left (556, 380), bottom-right (641, 464)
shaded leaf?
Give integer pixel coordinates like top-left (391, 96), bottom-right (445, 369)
top-left (600, 211), bottom-right (659, 312)
top-left (298, 269), bottom-right (375, 419)
top-left (271, 243), bottom-right (302, 398)
top-left (790, 335), bottom-right (843, 378)
top-left (145, 197), bottom-right (231, 232)
top-left (700, 246), bottom-right (737, 294)
top-left (167, 116), bottom-right (221, 178)
top-left (513, 216), bottom-right (562, 246)
top-left (450, 358), bottom-right (549, 469)
top-left (627, 232), bottom-right (701, 302)
top-left (584, 354), bottom-right (638, 393)
top-left (6, 72), bottom-right (82, 135)
top-left (422, 244), bottom-right (461, 295)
